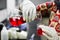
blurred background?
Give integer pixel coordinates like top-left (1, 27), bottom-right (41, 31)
top-left (0, 0), bottom-right (54, 23)
top-left (0, 0), bottom-right (54, 9)
top-left (0, 0), bottom-right (54, 40)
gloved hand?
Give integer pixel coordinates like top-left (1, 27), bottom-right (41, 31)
top-left (8, 29), bottom-right (27, 39)
top-left (20, 0), bottom-right (36, 22)
top-left (8, 27), bottom-right (19, 39)
top-left (37, 25), bottom-right (58, 40)
top-left (17, 31), bottom-right (27, 39)
top-left (8, 8), bottom-right (20, 18)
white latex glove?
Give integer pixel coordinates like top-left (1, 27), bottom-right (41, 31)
top-left (7, 8), bottom-right (20, 20)
top-left (8, 27), bottom-right (19, 39)
top-left (17, 31), bottom-right (27, 39)
top-left (38, 25), bottom-right (58, 40)
top-left (8, 30), bottom-right (17, 39)
top-left (9, 27), bottom-right (19, 31)
top-left (20, 0), bottom-right (36, 22)
top-left (8, 28), bottom-right (27, 39)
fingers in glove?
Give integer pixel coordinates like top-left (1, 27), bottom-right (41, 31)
top-left (38, 25), bottom-right (55, 37)
top-left (43, 32), bottom-right (53, 40)
top-left (42, 28), bottom-right (53, 37)
top-left (22, 7), bottom-right (26, 21)
top-left (25, 8), bottom-right (29, 22)
top-left (32, 7), bottom-right (36, 21)
top-left (29, 7), bottom-right (33, 22)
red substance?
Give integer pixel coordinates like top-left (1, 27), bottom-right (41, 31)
top-left (9, 16), bottom-right (25, 27)
top-left (55, 13), bottom-right (60, 18)
top-left (36, 5), bottom-right (40, 11)
top-left (49, 10), bottom-right (60, 33)
top-left (55, 23), bottom-right (60, 33)
top-left (46, 2), bottom-right (53, 7)
top-left (37, 28), bottom-right (43, 36)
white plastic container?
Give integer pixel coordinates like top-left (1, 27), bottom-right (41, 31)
top-left (1, 26), bottom-right (8, 40)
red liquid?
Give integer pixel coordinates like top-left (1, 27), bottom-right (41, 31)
top-left (9, 16), bottom-right (25, 27)
top-left (37, 28), bottom-right (43, 36)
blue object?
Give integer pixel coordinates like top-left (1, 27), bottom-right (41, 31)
top-left (20, 23), bottom-right (27, 30)
top-left (6, 23), bottom-right (27, 30)
top-left (6, 23), bottom-right (12, 29)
